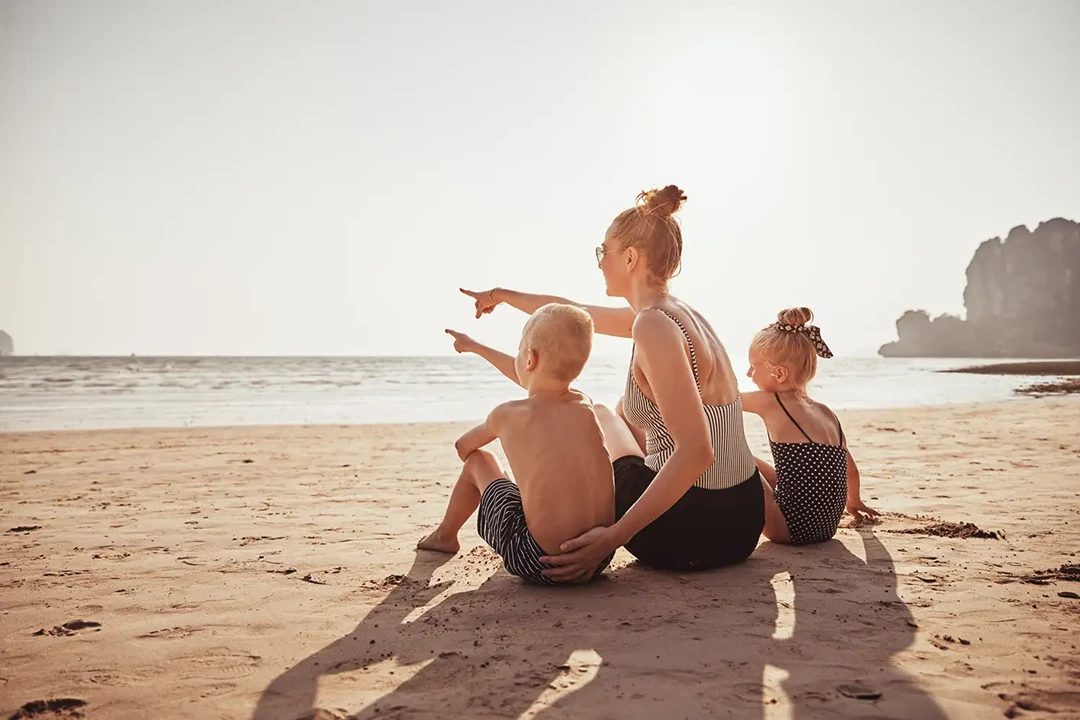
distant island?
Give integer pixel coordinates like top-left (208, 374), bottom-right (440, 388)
top-left (879, 218), bottom-right (1080, 358)
top-left (0, 330), bottom-right (12, 356)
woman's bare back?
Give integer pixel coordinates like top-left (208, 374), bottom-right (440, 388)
top-left (630, 298), bottom-right (741, 408)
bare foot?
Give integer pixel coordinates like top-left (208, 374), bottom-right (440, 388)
top-left (417, 529), bottom-right (460, 554)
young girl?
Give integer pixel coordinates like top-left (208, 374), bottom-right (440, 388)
top-left (743, 307), bottom-right (879, 545)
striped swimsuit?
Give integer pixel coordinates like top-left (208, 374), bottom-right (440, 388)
top-left (615, 309), bottom-right (765, 571)
top-left (622, 311), bottom-right (757, 489)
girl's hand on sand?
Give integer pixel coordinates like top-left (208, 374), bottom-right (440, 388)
top-left (460, 288), bottom-right (500, 319)
top-left (539, 526), bottom-right (618, 583)
top-left (846, 498), bottom-right (880, 520)
top-left (444, 329), bottom-right (478, 354)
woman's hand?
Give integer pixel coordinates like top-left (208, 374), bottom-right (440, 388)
top-left (539, 526), bottom-right (621, 583)
top-left (444, 329), bottom-right (479, 354)
top-left (845, 498), bottom-right (880, 521)
top-left (460, 288), bottom-right (501, 319)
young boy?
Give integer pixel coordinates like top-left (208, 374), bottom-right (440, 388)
top-left (417, 303), bottom-right (616, 585)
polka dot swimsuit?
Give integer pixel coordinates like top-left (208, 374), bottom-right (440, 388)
top-left (769, 393), bottom-right (848, 546)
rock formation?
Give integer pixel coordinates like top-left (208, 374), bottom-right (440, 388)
top-left (880, 218), bottom-right (1080, 357)
top-left (0, 330), bottom-right (12, 356)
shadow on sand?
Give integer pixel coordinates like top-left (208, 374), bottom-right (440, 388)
top-left (253, 530), bottom-right (946, 719)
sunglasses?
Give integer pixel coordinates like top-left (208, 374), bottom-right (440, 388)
top-left (595, 246), bottom-right (614, 265)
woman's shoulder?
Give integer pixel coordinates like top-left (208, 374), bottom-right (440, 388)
top-left (630, 307), bottom-right (685, 341)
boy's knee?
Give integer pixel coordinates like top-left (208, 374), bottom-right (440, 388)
top-left (463, 448), bottom-right (503, 479)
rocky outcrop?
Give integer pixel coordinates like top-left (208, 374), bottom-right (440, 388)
top-left (880, 218), bottom-right (1080, 358)
top-left (0, 331), bottom-right (12, 356)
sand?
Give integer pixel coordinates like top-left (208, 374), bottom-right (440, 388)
top-left (2, 398), bottom-right (1079, 720)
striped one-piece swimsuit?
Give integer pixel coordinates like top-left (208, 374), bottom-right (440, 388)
top-left (614, 308), bottom-right (764, 571)
top-left (622, 309), bottom-right (757, 489)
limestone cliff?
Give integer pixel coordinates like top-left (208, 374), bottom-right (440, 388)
top-left (0, 331), bottom-right (12, 356)
top-left (880, 218), bottom-right (1080, 358)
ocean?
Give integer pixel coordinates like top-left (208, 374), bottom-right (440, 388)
top-left (0, 355), bottom-right (1044, 433)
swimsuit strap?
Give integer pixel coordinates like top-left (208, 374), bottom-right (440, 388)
top-left (655, 309), bottom-right (700, 386)
top-left (774, 393), bottom-right (814, 443)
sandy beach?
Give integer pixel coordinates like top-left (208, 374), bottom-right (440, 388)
top-left (2, 398), bottom-right (1078, 720)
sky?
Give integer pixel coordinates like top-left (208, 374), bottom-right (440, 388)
top-left (2, 0), bottom-right (1078, 358)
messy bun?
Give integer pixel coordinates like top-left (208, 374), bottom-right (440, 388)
top-left (777, 307), bottom-right (814, 327)
top-left (608, 185), bottom-right (687, 282)
top-left (751, 307), bottom-right (830, 390)
top-left (638, 185), bottom-right (687, 218)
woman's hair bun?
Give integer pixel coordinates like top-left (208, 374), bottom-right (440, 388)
top-left (777, 307), bottom-right (814, 326)
top-left (637, 185), bottom-right (687, 217)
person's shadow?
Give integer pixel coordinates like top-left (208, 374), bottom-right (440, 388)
top-left (251, 551), bottom-right (778, 720)
top-left (252, 551), bottom-right (599, 720)
top-left (253, 531), bottom-right (946, 719)
top-left (753, 529), bottom-right (948, 719)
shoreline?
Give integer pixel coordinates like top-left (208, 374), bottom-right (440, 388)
top-left (0, 397), bottom-right (1042, 438)
top-left (941, 359), bottom-right (1080, 375)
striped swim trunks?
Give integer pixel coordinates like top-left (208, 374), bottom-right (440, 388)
top-left (477, 479), bottom-right (613, 586)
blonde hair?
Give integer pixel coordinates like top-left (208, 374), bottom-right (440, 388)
top-left (608, 185), bottom-right (687, 283)
top-left (750, 307), bottom-right (820, 389)
top-left (522, 303), bottom-right (594, 382)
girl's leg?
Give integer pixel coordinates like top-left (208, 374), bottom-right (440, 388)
top-left (418, 449), bottom-right (506, 554)
top-left (756, 456), bottom-right (791, 544)
top-left (594, 403), bottom-right (646, 463)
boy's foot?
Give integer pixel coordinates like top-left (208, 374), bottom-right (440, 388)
top-left (417, 529), bottom-right (460, 554)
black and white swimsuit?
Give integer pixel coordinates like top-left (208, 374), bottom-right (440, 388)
top-left (615, 309), bottom-right (764, 571)
top-left (769, 393), bottom-right (849, 546)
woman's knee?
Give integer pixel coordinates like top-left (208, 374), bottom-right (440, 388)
top-left (594, 402), bottom-right (616, 420)
top-left (593, 404), bottom-right (644, 461)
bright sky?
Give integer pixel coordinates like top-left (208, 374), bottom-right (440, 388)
top-left (2, 0), bottom-right (1078, 357)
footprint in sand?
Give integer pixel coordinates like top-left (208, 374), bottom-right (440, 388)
top-left (83, 649), bottom-right (261, 686)
top-left (137, 626), bottom-right (203, 640)
top-left (7, 698), bottom-right (87, 719)
top-left (176, 649), bottom-right (262, 680)
top-left (992, 687), bottom-right (1080, 718)
top-left (290, 710), bottom-right (350, 720)
top-left (731, 681), bottom-right (786, 705)
top-left (192, 682), bottom-right (237, 699)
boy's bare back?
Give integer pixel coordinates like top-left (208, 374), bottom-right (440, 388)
top-left (493, 389), bottom-right (615, 555)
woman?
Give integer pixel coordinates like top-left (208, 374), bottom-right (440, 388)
top-left (461, 185), bottom-right (764, 580)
